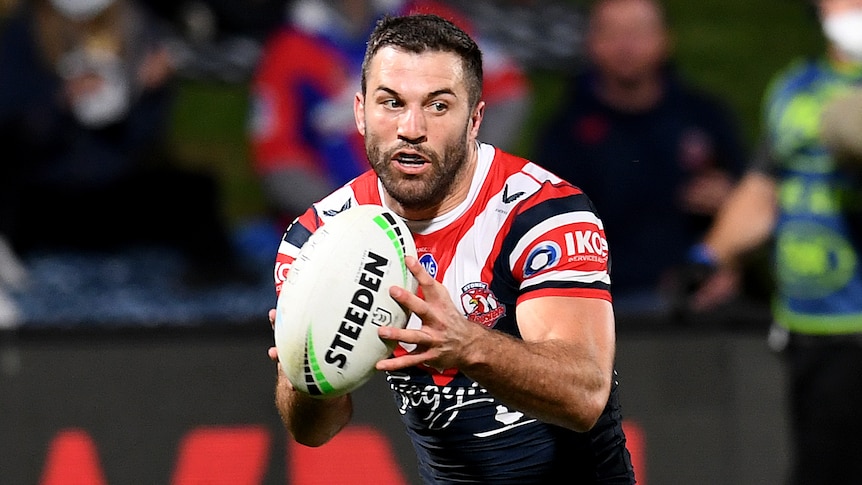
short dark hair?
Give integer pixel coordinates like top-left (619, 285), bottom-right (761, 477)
top-left (360, 14), bottom-right (484, 108)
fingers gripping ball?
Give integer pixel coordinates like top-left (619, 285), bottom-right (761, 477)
top-left (821, 88), bottom-right (862, 165)
top-left (274, 205), bottom-right (418, 398)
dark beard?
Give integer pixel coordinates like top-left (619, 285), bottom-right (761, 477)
top-left (367, 130), bottom-right (469, 212)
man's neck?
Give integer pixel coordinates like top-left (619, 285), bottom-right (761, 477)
top-left (595, 73), bottom-right (665, 113)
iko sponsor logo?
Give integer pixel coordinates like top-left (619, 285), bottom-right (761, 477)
top-left (523, 229), bottom-right (608, 278)
top-left (565, 230), bottom-right (608, 261)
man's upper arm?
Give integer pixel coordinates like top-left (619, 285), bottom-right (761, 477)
top-left (505, 180), bottom-right (614, 360)
top-left (516, 296), bottom-right (615, 372)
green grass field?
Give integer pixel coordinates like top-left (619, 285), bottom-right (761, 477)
top-left (167, 0), bottom-right (826, 226)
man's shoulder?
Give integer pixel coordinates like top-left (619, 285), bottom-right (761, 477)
top-left (486, 147), bottom-right (591, 215)
top-left (299, 171), bottom-right (377, 217)
top-left (773, 57), bottom-right (822, 82)
top-left (487, 146), bottom-right (562, 189)
top-left (490, 146), bottom-right (530, 167)
top-left (765, 57), bottom-right (825, 101)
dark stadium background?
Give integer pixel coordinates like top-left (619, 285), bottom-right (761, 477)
top-left (0, 0), bottom-right (823, 483)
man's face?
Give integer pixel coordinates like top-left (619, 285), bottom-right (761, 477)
top-left (818, 0), bottom-right (862, 61)
top-left (819, 0), bottom-right (862, 17)
top-left (355, 46), bottom-right (483, 216)
top-left (587, 0), bottom-right (669, 84)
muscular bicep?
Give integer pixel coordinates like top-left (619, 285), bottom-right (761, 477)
top-left (515, 296), bottom-right (616, 370)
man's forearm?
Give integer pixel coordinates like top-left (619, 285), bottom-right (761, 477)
top-left (461, 327), bottom-right (611, 433)
top-left (704, 171), bottom-right (777, 265)
top-left (275, 371), bottom-right (353, 447)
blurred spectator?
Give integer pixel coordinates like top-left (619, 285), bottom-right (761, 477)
top-left (247, 0), bottom-right (532, 226)
top-left (533, 0), bottom-right (748, 318)
top-left (148, 0), bottom-right (286, 43)
top-left (692, 0), bottom-right (862, 482)
top-left (448, 0), bottom-right (586, 72)
top-left (145, 0), bottom-right (287, 83)
top-left (0, 0), bottom-right (251, 290)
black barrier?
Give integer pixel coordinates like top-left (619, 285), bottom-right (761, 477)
top-left (0, 313), bottom-right (786, 485)
top-left (0, 326), bottom-right (419, 484)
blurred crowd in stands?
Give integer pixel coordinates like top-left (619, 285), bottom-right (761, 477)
top-left (0, 0), bottom-right (598, 328)
top-left (0, 0), bottom-right (833, 333)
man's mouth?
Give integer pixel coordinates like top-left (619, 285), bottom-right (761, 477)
top-left (394, 153), bottom-right (427, 167)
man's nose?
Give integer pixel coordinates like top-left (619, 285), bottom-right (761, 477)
top-left (397, 105), bottom-right (427, 144)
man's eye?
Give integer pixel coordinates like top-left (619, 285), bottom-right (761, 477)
top-left (430, 102), bottom-right (447, 112)
top-left (383, 99), bottom-right (402, 108)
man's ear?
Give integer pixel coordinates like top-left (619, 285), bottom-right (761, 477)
top-left (354, 92), bottom-right (366, 136)
top-left (469, 101), bottom-right (485, 140)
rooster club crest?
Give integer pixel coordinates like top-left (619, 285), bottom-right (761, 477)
top-left (460, 282), bottom-right (505, 328)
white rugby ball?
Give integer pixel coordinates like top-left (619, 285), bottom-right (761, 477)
top-left (274, 205), bottom-right (418, 398)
